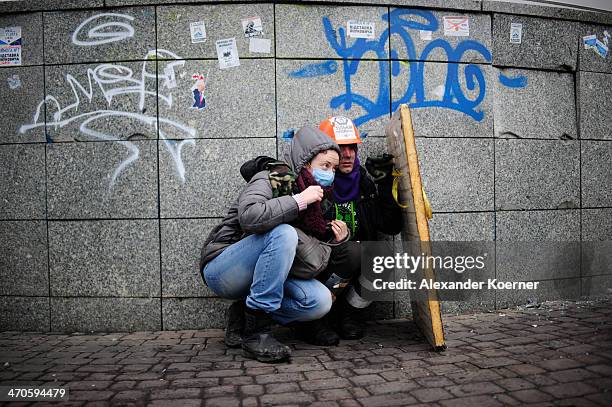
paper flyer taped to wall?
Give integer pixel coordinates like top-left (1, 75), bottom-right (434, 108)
top-left (190, 21), bottom-right (207, 44)
top-left (249, 38), bottom-right (271, 54)
top-left (443, 17), bottom-right (469, 37)
top-left (419, 30), bottom-right (432, 41)
top-left (510, 23), bottom-right (522, 44)
top-left (347, 21), bottom-right (375, 39)
top-left (216, 38), bottom-right (240, 69)
top-left (0, 26), bottom-right (22, 66)
top-left (242, 16), bottom-right (263, 38)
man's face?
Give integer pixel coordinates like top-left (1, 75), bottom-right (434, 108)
top-left (338, 145), bottom-right (356, 174)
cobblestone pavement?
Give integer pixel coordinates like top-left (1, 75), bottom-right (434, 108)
top-left (1, 298), bottom-right (611, 407)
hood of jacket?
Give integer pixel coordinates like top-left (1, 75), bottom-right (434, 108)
top-left (284, 126), bottom-right (340, 174)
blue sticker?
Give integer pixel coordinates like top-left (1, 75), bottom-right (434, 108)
top-left (583, 34), bottom-right (597, 49)
top-left (595, 39), bottom-right (609, 59)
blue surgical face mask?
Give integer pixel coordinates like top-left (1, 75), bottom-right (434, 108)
top-left (312, 168), bottom-right (335, 187)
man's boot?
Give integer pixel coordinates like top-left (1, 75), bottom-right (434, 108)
top-left (224, 300), bottom-right (245, 348)
top-left (332, 296), bottom-right (365, 340)
top-left (293, 316), bottom-right (340, 346)
top-left (242, 307), bottom-right (291, 363)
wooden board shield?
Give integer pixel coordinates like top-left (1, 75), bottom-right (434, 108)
top-left (385, 104), bottom-right (446, 351)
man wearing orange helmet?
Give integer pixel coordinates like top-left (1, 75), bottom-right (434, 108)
top-left (317, 115), bottom-right (402, 340)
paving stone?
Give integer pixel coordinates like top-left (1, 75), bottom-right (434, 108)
top-left (492, 14), bottom-right (579, 71)
top-left (417, 138), bottom-right (494, 212)
top-left (48, 220), bottom-right (160, 297)
top-left (260, 392), bottom-right (315, 406)
top-left (494, 68), bottom-right (576, 139)
top-left (46, 140), bottom-right (158, 219)
top-left (429, 212), bottom-right (495, 241)
top-left (159, 138), bottom-right (275, 218)
top-left (0, 221), bottom-right (47, 296)
top-left (0, 296), bottom-right (49, 331)
top-left (579, 72), bottom-right (612, 140)
top-left (44, 7), bottom-right (156, 64)
top-left (50, 297), bottom-right (161, 332)
top-left (541, 382), bottom-right (600, 399)
top-left (411, 387), bottom-right (454, 402)
top-left (440, 395), bottom-right (504, 407)
top-left (0, 144), bottom-right (46, 219)
top-left (160, 218), bottom-right (219, 297)
top-left (0, 66), bottom-right (46, 144)
top-left (495, 139), bottom-right (580, 210)
top-left (356, 392), bottom-right (418, 407)
top-left (162, 298), bottom-right (228, 330)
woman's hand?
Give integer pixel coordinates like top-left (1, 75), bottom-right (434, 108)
top-left (330, 219), bottom-right (349, 242)
top-left (298, 185), bottom-right (324, 205)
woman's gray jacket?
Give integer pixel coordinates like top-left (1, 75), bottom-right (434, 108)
top-left (199, 125), bottom-right (340, 278)
top-left (199, 170), bottom-right (299, 272)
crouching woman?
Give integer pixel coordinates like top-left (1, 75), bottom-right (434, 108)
top-left (199, 126), bottom-right (344, 363)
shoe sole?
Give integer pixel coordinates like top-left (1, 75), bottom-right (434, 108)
top-left (242, 348), bottom-right (291, 363)
top-left (225, 338), bottom-right (242, 348)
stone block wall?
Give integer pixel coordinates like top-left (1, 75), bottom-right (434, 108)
top-left (0, 0), bottom-right (611, 331)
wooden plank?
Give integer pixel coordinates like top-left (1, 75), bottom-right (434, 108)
top-left (385, 105), bottom-right (446, 351)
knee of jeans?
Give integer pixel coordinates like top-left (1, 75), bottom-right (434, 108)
top-left (304, 287), bottom-right (333, 321)
top-left (269, 224), bottom-right (298, 250)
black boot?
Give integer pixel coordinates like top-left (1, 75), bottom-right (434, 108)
top-left (293, 317), bottom-right (340, 346)
top-left (224, 300), bottom-right (245, 348)
top-left (332, 297), bottom-right (365, 340)
top-left (242, 307), bottom-right (291, 363)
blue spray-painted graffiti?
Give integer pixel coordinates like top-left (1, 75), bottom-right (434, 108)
top-left (498, 72), bottom-right (528, 88)
top-left (289, 9), bottom-right (527, 127)
top-left (289, 60), bottom-right (339, 78)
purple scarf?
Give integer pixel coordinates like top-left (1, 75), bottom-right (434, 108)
top-left (333, 156), bottom-right (361, 203)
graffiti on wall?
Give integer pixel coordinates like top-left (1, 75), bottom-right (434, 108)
top-left (19, 14), bottom-right (195, 188)
top-left (290, 9), bottom-right (528, 127)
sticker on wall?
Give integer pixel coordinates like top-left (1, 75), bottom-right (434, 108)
top-left (443, 16), bottom-right (469, 37)
top-left (216, 38), bottom-right (240, 69)
top-left (347, 21), bottom-right (375, 39)
top-left (419, 30), bottom-right (432, 41)
top-left (242, 16), bottom-right (263, 38)
top-left (7, 74), bottom-right (21, 89)
top-left (510, 23), bottom-right (522, 44)
top-left (191, 70), bottom-right (209, 110)
top-left (595, 39), bottom-right (608, 59)
top-left (190, 21), bottom-right (207, 44)
top-left (249, 37), bottom-right (271, 54)
top-left (583, 34), bottom-right (597, 49)
top-left (0, 26), bottom-right (22, 66)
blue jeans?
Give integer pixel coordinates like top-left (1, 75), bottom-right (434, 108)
top-left (203, 224), bottom-right (332, 325)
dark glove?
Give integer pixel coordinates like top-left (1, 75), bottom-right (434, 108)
top-left (365, 154), bottom-right (395, 182)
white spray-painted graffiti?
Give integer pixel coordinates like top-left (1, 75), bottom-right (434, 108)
top-left (72, 13), bottom-right (136, 46)
top-left (20, 14), bottom-right (197, 189)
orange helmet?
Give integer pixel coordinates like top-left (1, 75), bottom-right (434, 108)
top-left (318, 116), bottom-right (362, 145)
